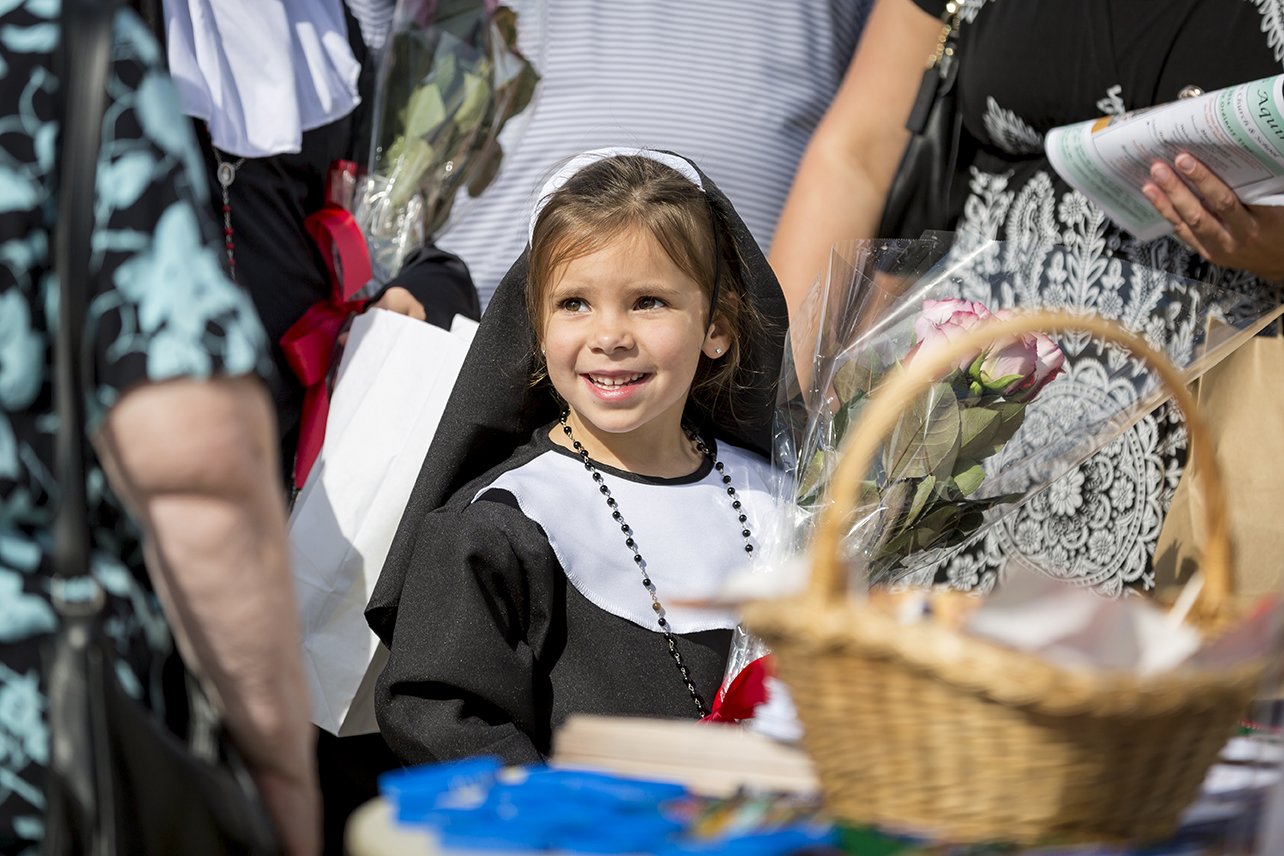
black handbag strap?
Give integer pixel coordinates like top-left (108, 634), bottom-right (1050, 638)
top-left (52, 0), bottom-right (116, 588)
top-left (905, 2), bottom-right (963, 135)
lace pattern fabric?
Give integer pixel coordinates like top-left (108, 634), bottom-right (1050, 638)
top-left (917, 164), bottom-right (1278, 595)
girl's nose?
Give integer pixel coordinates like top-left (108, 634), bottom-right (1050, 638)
top-left (591, 311), bottom-right (634, 352)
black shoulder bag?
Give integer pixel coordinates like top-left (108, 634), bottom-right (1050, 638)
top-left (41, 2), bottom-right (280, 853)
top-left (876, 1), bottom-right (972, 239)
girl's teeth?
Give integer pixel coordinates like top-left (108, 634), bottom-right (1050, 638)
top-left (590, 373), bottom-right (643, 387)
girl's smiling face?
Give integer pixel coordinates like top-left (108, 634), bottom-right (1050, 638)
top-left (541, 225), bottom-right (728, 459)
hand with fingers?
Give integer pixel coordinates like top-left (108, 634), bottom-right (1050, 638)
top-left (369, 285), bottom-right (427, 321)
top-left (1142, 152), bottom-right (1284, 282)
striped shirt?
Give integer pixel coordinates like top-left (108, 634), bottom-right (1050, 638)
top-left (436, 0), bottom-right (872, 308)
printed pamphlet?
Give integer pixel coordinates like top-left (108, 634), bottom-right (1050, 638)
top-left (1045, 74), bottom-right (1284, 241)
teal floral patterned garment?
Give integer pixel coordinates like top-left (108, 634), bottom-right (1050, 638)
top-left (0, 2), bottom-right (270, 850)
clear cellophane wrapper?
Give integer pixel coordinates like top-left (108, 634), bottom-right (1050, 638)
top-left (721, 232), bottom-right (1284, 706)
top-left (355, 0), bottom-right (543, 282)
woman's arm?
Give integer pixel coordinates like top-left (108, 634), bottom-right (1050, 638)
top-left (769, 0), bottom-right (942, 317)
top-left (95, 376), bottom-right (319, 856)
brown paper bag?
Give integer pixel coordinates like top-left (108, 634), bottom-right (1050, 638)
top-left (1154, 334), bottom-right (1284, 597)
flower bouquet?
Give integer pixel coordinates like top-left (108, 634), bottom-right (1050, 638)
top-left (715, 233), bottom-right (1283, 722)
top-left (774, 234), bottom-right (1281, 592)
top-left (356, 0), bottom-right (541, 280)
top-left (800, 296), bottom-right (1065, 583)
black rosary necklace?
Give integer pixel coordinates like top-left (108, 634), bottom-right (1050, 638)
top-left (559, 411), bottom-right (755, 717)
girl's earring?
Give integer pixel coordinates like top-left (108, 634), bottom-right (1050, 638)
top-left (714, 347), bottom-right (722, 355)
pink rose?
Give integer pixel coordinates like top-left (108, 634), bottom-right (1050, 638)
top-left (1025, 330), bottom-right (1067, 398)
top-left (976, 329), bottom-right (1066, 398)
top-left (909, 299), bottom-right (1065, 400)
top-left (909, 299), bottom-right (989, 375)
top-left (976, 336), bottom-right (1037, 392)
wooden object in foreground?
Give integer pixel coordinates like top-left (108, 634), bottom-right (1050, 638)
top-left (551, 715), bottom-right (819, 797)
top-left (744, 311), bottom-right (1266, 844)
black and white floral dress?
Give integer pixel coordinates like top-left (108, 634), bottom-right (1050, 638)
top-left (905, 0), bottom-right (1284, 594)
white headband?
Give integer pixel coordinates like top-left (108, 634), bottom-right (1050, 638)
top-left (527, 147), bottom-right (705, 244)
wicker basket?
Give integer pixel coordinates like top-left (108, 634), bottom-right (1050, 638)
top-left (743, 311), bottom-right (1267, 844)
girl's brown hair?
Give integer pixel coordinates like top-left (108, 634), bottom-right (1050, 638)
top-left (526, 154), bottom-right (767, 424)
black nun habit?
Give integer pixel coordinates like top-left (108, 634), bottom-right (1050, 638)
top-left (365, 149), bottom-right (789, 765)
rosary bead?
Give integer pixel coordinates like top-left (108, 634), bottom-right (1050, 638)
top-left (558, 411), bottom-right (745, 719)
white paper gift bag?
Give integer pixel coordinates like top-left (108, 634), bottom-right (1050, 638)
top-left (289, 308), bottom-right (476, 736)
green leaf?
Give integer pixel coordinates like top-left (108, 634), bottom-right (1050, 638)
top-left (882, 383), bottom-right (962, 480)
top-left (957, 405), bottom-right (1001, 460)
top-left (387, 139), bottom-right (437, 208)
top-left (907, 475), bottom-right (936, 525)
top-left (404, 80), bottom-right (448, 140)
top-left (833, 397), bottom-right (854, 443)
top-left (881, 478), bottom-right (915, 529)
top-left (833, 348), bottom-right (881, 403)
top-left (455, 69), bottom-right (491, 129)
top-left (492, 5), bottom-right (519, 47)
top-left (952, 461), bottom-right (986, 496)
top-left (796, 450), bottom-right (827, 504)
top-left (982, 373), bottom-right (1023, 393)
top-left (988, 401), bottom-right (1028, 448)
top-left (910, 505), bottom-right (959, 551)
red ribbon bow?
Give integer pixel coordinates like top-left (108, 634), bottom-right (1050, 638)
top-left (280, 204), bottom-right (372, 489)
top-left (701, 654), bottom-right (774, 724)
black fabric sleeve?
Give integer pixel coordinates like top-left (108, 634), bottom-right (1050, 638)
top-left (373, 497), bottom-right (556, 767)
top-left (910, 0), bottom-right (945, 17)
top-left (369, 244), bottom-right (482, 329)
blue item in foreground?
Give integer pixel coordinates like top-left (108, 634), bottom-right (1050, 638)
top-left (381, 761), bottom-right (836, 855)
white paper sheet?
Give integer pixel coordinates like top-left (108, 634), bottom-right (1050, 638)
top-left (289, 309), bottom-right (473, 735)
top-left (962, 568), bottom-right (1203, 677)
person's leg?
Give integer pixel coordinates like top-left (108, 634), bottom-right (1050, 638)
top-left (315, 729), bottom-right (403, 856)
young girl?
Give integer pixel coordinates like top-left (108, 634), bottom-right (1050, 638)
top-left (366, 148), bottom-right (788, 765)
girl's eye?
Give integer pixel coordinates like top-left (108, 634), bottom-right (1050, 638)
top-left (559, 297), bottom-right (587, 312)
top-left (635, 296), bottom-right (666, 311)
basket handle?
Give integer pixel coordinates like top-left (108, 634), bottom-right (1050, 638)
top-left (808, 310), bottom-right (1229, 618)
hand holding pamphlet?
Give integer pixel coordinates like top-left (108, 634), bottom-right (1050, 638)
top-left (1046, 75), bottom-right (1284, 240)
